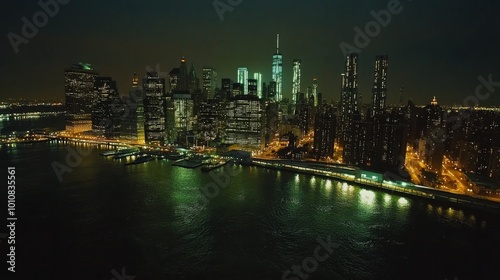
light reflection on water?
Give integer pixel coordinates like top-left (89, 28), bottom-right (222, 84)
top-left (5, 140), bottom-right (500, 279)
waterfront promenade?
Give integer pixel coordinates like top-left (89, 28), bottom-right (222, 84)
top-left (8, 134), bottom-right (500, 214)
top-left (249, 158), bottom-right (500, 214)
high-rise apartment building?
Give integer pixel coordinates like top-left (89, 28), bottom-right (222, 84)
top-left (339, 53), bottom-right (359, 163)
top-left (371, 55), bottom-right (388, 117)
top-left (64, 63), bottom-right (99, 133)
top-left (143, 72), bottom-right (167, 145)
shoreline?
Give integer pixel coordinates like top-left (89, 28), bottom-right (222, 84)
top-left (247, 158), bottom-right (500, 215)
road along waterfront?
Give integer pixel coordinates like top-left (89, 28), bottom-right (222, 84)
top-left (249, 158), bottom-right (500, 215)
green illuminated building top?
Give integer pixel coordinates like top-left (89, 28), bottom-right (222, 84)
top-left (70, 62), bottom-right (94, 71)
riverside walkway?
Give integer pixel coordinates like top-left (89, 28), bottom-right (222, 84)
top-left (249, 158), bottom-right (500, 214)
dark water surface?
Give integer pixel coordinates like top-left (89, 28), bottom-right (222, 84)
top-left (1, 118), bottom-right (499, 280)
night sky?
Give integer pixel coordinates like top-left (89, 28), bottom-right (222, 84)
top-left (1, 0), bottom-right (499, 106)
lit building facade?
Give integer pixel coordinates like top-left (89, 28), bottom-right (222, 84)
top-left (120, 73), bottom-right (145, 144)
top-left (197, 99), bottom-right (225, 144)
top-left (226, 94), bottom-right (264, 149)
top-left (92, 76), bottom-right (121, 139)
top-left (253, 73), bottom-right (263, 98)
top-left (168, 68), bottom-right (180, 95)
top-left (292, 59), bottom-right (301, 105)
top-left (178, 57), bottom-right (189, 91)
top-left (272, 34), bottom-right (283, 101)
top-left (237, 68), bottom-right (249, 94)
top-left (248, 79), bottom-right (258, 96)
top-left (339, 53), bottom-right (359, 162)
top-left (372, 112), bottom-right (408, 171)
top-left (203, 67), bottom-right (217, 98)
top-left (312, 78), bottom-right (318, 107)
top-left (172, 92), bottom-right (194, 144)
top-left (489, 147), bottom-right (500, 181)
top-left (370, 55), bottom-right (388, 117)
top-left (221, 78), bottom-right (233, 100)
top-left (188, 63), bottom-right (200, 93)
top-left (143, 72), bottom-right (167, 145)
top-left (313, 105), bottom-right (336, 159)
top-left (64, 63), bottom-right (99, 134)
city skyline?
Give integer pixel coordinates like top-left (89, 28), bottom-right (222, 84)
top-left (1, 0), bottom-right (500, 106)
top-left (3, 1), bottom-right (500, 279)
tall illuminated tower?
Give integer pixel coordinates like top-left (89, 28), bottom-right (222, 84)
top-left (143, 71), bottom-right (167, 145)
top-left (339, 53), bottom-right (359, 164)
top-left (237, 68), bottom-right (248, 94)
top-left (312, 78), bottom-right (318, 106)
top-left (64, 63), bottom-right (99, 134)
top-left (203, 67), bottom-right (217, 98)
top-left (178, 56), bottom-right (188, 91)
top-left (292, 59), bottom-right (301, 105)
top-left (272, 34), bottom-right (283, 101)
top-left (371, 55), bottom-right (388, 117)
top-left (253, 72), bottom-right (262, 98)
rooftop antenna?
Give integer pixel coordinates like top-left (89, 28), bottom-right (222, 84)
top-left (276, 34), bottom-right (280, 53)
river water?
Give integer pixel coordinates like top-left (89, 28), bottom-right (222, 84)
top-left (1, 117), bottom-right (499, 279)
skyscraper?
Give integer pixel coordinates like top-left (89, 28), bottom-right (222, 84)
top-left (313, 105), bottom-right (336, 159)
top-left (226, 94), bottom-right (264, 150)
top-left (253, 73), bottom-right (263, 98)
top-left (197, 98), bottom-right (225, 144)
top-left (92, 76), bottom-right (121, 139)
top-left (248, 79), bottom-right (258, 96)
top-left (292, 59), bottom-right (301, 105)
top-left (120, 73), bottom-right (145, 144)
top-left (312, 78), bottom-right (318, 106)
top-left (272, 34), bottom-right (283, 101)
top-left (372, 111), bottom-right (408, 171)
top-left (188, 63), bottom-right (200, 93)
top-left (143, 72), bottom-right (167, 145)
top-left (371, 55), bottom-right (389, 117)
top-left (172, 91), bottom-right (194, 144)
top-left (221, 78), bottom-right (233, 100)
top-left (268, 81), bottom-right (277, 100)
top-left (168, 68), bottom-right (180, 95)
top-left (203, 67), bottom-right (218, 98)
top-left (237, 68), bottom-right (249, 94)
top-left (232, 82), bottom-right (243, 97)
top-left (339, 53), bottom-right (359, 163)
top-left (352, 117), bottom-right (372, 166)
top-left (178, 57), bottom-right (189, 91)
top-left (64, 63), bottom-right (99, 134)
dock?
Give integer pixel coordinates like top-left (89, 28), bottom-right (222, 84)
top-left (172, 158), bottom-right (203, 168)
top-left (201, 160), bottom-right (230, 172)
